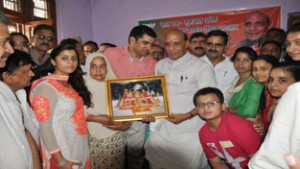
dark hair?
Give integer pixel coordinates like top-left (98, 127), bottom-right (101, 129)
top-left (260, 63), bottom-right (300, 110)
top-left (10, 32), bottom-right (30, 46)
top-left (128, 25), bottom-right (157, 43)
top-left (193, 87), bottom-right (224, 106)
top-left (266, 28), bottom-right (286, 42)
top-left (256, 55), bottom-right (280, 114)
top-left (33, 24), bottom-right (56, 35)
top-left (183, 32), bottom-right (188, 41)
top-left (267, 28), bottom-right (285, 36)
top-left (100, 42), bottom-right (117, 48)
top-left (207, 30), bottom-right (229, 45)
top-left (83, 41), bottom-right (99, 51)
top-left (59, 38), bottom-right (79, 47)
top-left (261, 40), bottom-right (282, 53)
top-left (254, 55), bottom-right (280, 67)
top-left (10, 32), bottom-right (29, 42)
top-left (48, 44), bottom-right (91, 107)
top-left (287, 22), bottom-right (300, 35)
top-left (231, 46), bottom-right (258, 62)
top-left (0, 50), bottom-right (32, 81)
top-left (0, 11), bottom-right (11, 25)
top-left (189, 32), bottom-right (206, 42)
top-left (272, 63), bottom-right (300, 82)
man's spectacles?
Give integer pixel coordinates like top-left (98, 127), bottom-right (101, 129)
top-left (196, 101), bottom-right (220, 109)
top-left (36, 34), bottom-right (55, 42)
top-left (10, 41), bottom-right (30, 48)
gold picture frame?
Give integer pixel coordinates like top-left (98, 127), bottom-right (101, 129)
top-left (106, 75), bottom-right (170, 121)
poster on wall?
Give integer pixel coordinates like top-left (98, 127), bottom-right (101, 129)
top-left (139, 6), bottom-right (280, 55)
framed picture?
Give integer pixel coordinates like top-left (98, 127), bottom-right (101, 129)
top-left (106, 75), bottom-right (170, 121)
top-left (288, 12), bottom-right (300, 29)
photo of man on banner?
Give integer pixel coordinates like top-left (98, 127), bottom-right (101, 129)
top-left (139, 6), bottom-right (280, 56)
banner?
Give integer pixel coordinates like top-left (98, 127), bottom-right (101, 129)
top-left (139, 6), bottom-right (280, 55)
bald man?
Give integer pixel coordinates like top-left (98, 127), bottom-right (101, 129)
top-left (145, 29), bottom-right (217, 169)
top-left (239, 11), bottom-right (271, 52)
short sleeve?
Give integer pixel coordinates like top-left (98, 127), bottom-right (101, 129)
top-left (199, 126), bottom-right (217, 158)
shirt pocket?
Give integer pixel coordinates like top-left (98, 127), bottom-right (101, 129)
top-left (168, 71), bottom-right (195, 94)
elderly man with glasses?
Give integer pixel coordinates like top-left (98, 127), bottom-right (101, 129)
top-left (10, 32), bottom-right (30, 53)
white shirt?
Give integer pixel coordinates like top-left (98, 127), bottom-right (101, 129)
top-left (200, 55), bottom-right (238, 95)
top-left (249, 82), bottom-right (300, 169)
top-left (154, 52), bottom-right (217, 133)
top-left (0, 81), bottom-right (33, 169)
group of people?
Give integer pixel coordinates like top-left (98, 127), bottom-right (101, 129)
top-left (1, 8), bottom-right (300, 169)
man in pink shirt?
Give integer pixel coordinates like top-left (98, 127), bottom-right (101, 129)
top-left (104, 25), bottom-right (157, 78)
top-left (104, 25), bottom-right (157, 169)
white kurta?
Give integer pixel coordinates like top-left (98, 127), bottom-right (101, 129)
top-left (16, 89), bottom-right (39, 145)
top-left (145, 52), bottom-right (217, 169)
top-left (200, 55), bottom-right (238, 96)
top-left (249, 82), bottom-right (300, 168)
top-left (0, 81), bottom-right (33, 169)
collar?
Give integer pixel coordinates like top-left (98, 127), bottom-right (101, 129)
top-left (202, 55), bottom-right (229, 67)
top-left (127, 46), bottom-right (145, 62)
top-left (46, 73), bottom-right (69, 82)
top-left (167, 52), bottom-right (191, 66)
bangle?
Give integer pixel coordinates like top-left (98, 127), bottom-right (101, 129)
top-left (56, 158), bottom-right (67, 168)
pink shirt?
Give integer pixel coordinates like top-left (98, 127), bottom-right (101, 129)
top-left (104, 47), bottom-right (157, 78)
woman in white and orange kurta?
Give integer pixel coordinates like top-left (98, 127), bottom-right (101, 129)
top-left (30, 43), bottom-right (92, 169)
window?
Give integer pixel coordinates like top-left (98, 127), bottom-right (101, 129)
top-left (33, 0), bottom-right (48, 18)
top-left (3, 0), bottom-right (21, 12)
top-left (2, 0), bottom-right (56, 43)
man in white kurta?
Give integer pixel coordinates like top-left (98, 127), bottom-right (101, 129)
top-left (249, 82), bottom-right (300, 169)
top-left (200, 30), bottom-right (238, 96)
top-left (145, 29), bottom-right (217, 169)
top-left (0, 50), bottom-right (38, 169)
top-left (0, 81), bottom-right (33, 169)
top-left (200, 55), bottom-right (237, 95)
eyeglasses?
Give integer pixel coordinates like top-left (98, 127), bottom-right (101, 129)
top-left (196, 101), bottom-right (220, 109)
top-left (36, 34), bottom-right (55, 42)
top-left (10, 41), bottom-right (30, 48)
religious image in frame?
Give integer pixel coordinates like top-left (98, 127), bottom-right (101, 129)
top-left (106, 75), bottom-right (170, 121)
